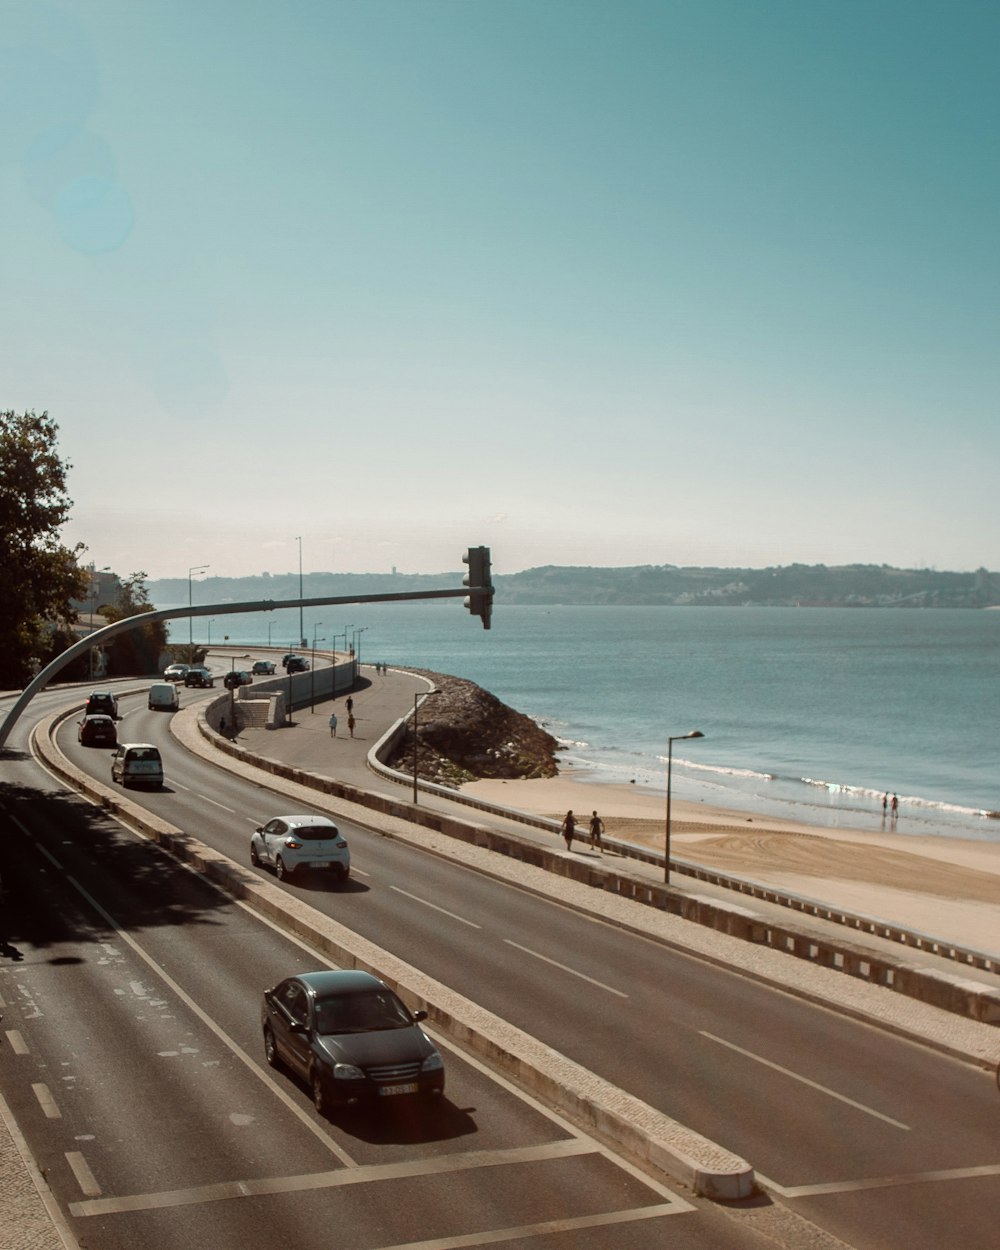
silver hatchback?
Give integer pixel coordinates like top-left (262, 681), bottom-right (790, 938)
top-left (250, 814), bottom-right (350, 882)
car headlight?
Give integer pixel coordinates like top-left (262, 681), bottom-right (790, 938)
top-left (420, 1051), bottom-right (444, 1073)
top-left (332, 1062), bottom-right (365, 1081)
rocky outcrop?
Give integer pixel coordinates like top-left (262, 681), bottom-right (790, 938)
top-left (387, 670), bottom-right (559, 789)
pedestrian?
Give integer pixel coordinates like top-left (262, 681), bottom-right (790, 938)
top-left (891, 792), bottom-right (899, 818)
top-left (346, 696), bottom-right (353, 715)
top-left (348, 712), bottom-right (356, 738)
top-left (328, 713), bottom-right (337, 737)
top-left (560, 809), bottom-right (575, 851)
top-left (588, 810), bottom-right (604, 851)
top-left (219, 716), bottom-right (227, 737)
top-left (882, 792), bottom-right (888, 816)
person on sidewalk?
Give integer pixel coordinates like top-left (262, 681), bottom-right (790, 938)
top-left (346, 696), bottom-right (354, 715)
top-left (348, 712), bottom-right (356, 738)
top-left (328, 713), bottom-right (338, 737)
top-left (560, 810), bottom-right (575, 851)
top-left (588, 810), bottom-right (604, 851)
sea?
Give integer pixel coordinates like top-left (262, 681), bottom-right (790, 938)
top-left (165, 602), bottom-right (1000, 844)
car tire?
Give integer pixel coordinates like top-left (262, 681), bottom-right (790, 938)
top-left (250, 843), bottom-right (261, 867)
top-left (334, 864), bottom-right (350, 882)
top-left (275, 856), bottom-right (293, 881)
top-left (310, 1065), bottom-right (328, 1116)
top-left (263, 1027), bottom-right (280, 1069)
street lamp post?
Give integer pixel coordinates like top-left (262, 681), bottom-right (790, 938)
top-left (207, 619), bottom-right (216, 648)
top-left (664, 730), bottom-right (704, 885)
top-left (188, 564), bottom-right (209, 653)
top-left (412, 690), bottom-right (440, 804)
top-left (296, 536), bottom-right (304, 648)
top-left (353, 626), bottom-right (368, 678)
top-left (310, 624), bottom-right (324, 712)
top-left (267, 621), bottom-right (275, 648)
top-left (89, 565), bottom-right (110, 678)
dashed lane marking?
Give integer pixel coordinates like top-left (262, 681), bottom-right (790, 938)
top-left (32, 1083), bottom-right (61, 1119)
top-left (504, 940), bottom-right (629, 998)
top-left (760, 1161), bottom-right (1000, 1198)
top-left (390, 886), bottom-right (482, 929)
top-left (5, 1029), bottom-right (29, 1054)
top-left (66, 1151), bottom-right (101, 1196)
top-left (700, 1031), bottom-right (910, 1130)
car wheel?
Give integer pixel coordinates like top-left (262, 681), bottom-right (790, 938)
top-left (275, 856), bottom-right (293, 881)
top-left (263, 1027), bottom-right (280, 1069)
top-left (310, 1065), bottom-right (328, 1115)
top-left (335, 864), bottom-right (350, 882)
top-left (250, 842), bottom-right (261, 867)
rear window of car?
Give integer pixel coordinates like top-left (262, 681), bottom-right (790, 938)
top-left (294, 825), bottom-right (338, 841)
top-left (127, 748), bottom-right (161, 763)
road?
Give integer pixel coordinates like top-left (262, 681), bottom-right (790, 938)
top-left (2, 674), bottom-right (999, 1249)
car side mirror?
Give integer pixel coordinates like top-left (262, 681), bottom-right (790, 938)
top-left (413, 1010), bottom-right (428, 1023)
top-left (290, 1020), bottom-right (307, 1034)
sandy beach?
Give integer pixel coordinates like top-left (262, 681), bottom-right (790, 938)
top-left (460, 774), bottom-right (1000, 954)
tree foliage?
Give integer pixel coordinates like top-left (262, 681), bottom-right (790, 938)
top-left (0, 410), bottom-right (89, 687)
top-left (101, 572), bottom-right (169, 676)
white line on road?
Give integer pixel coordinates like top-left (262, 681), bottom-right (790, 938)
top-left (66, 1150), bottom-right (102, 1196)
top-left (5, 1029), bottom-right (29, 1054)
top-left (32, 1083), bottom-right (61, 1119)
top-left (389, 887), bottom-right (481, 928)
top-left (760, 1161), bottom-right (1000, 1198)
top-left (503, 941), bottom-right (629, 998)
top-left (700, 1031), bottom-right (910, 1129)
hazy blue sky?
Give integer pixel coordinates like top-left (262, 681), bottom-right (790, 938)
top-left (3, 1), bottom-right (997, 579)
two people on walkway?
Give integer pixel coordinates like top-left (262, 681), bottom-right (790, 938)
top-left (560, 809), bottom-right (604, 852)
top-left (329, 710), bottom-right (356, 737)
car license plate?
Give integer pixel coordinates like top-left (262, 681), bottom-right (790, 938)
top-left (379, 1082), bottom-right (418, 1096)
top-left (315, 861), bottom-right (331, 869)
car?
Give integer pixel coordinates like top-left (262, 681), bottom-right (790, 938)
top-left (281, 653), bottom-right (297, 666)
top-left (85, 690), bottom-right (119, 719)
top-left (261, 970), bottom-right (445, 1114)
top-left (110, 743), bottom-right (164, 789)
top-left (285, 656), bottom-right (309, 673)
top-left (224, 669), bottom-right (253, 689)
top-left (163, 663), bottom-right (190, 682)
top-left (77, 714), bottom-right (118, 747)
top-left (252, 660), bottom-right (276, 675)
top-left (184, 666), bottom-right (215, 687)
top-left (250, 813), bottom-right (350, 881)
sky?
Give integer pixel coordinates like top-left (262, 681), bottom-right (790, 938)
top-left (2, 0), bottom-right (998, 580)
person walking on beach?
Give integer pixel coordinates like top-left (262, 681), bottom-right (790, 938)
top-left (560, 810), bottom-right (576, 851)
top-left (347, 712), bottom-right (356, 738)
top-left (891, 792), bottom-right (899, 819)
top-left (588, 810), bottom-right (604, 851)
top-left (328, 713), bottom-right (338, 738)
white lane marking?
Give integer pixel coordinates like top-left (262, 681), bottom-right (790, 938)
top-left (504, 941), bottom-right (629, 998)
top-left (170, 786), bottom-right (236, 813)
top-left (66, 1150), bottom-right (102, 1196)
top-left (32, 1083), bottom-right (61, 1119)
top-left (35, 842), bottom-right (63, 870)
top-left (0, 1091), bottom-right (84, 1250)
top-left (365, 1205), bottom-right (684, 1249)
top-left (760, 1161), bottom-right (1000, 1198)
top-left (389, 887), bottom-right (481, 929)
top-left (60, 872), bottom-right (358, 1167)
top-left (5, 1030), bottom-right (29, 1054)
top-left (700, 1031), bottom-right (910, 1130)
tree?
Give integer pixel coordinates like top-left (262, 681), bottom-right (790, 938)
top-left (0, 410), bottom-right (89, 687)
top-left (101, 572), bottom-right (169, 676)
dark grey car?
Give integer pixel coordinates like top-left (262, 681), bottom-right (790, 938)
top-left (261, 970), bottom-right (445, 1115)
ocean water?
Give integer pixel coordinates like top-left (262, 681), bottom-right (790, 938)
top-left (168, 602), bottom-right (1000, 842)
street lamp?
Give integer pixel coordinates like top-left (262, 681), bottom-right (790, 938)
top-left (412, 690), bottom-right (440, 804)
top-left (207, 619), bottom-right (216, 648)
top-left (353, 626), bottom-right (368, 676)
top-left (89, 566), bottom-right (110, 678)
top-left (295, 536), bottom-right (304, 648)
top-left (664, 730), bottom-right (704, 885)
top-left (310, 623), bottom-right (324, 712)
top-left (188, 564), bottom-right (209, 651)
top-left (267, 621), bottom-right (275, 648)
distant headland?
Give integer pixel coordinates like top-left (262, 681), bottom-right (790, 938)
top-left (147, 563), bottom-right (998, 609)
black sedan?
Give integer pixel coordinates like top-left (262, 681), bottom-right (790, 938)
top-left (77, 714), bottom-right (118, 746)
top-left (261, 970), bottom-right (444, 1115)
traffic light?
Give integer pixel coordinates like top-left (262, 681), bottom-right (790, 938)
top-left (463, 545), bottom-right (493, 630)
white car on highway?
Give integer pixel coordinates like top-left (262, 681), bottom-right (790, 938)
top-left (250, 814), bottom-right (350, 882)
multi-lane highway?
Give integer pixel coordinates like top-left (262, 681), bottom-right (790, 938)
top-left (2, 675), bottom-right (999, 1250)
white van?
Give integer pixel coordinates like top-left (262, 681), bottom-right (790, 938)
top-left (148, 682), bottom-right (180, 711)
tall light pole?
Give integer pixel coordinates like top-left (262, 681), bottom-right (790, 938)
top-left (353, 626), bottom-right (368, 677)
top-left (664, 730), bottom-right (704, 885)
top-left (296, 536), bottom-right (304, 648)
top-left (310, 623), bottom-right (324, 712)
top-left (188, 564), bottom-right (209, 651)
top-left (89, 566), bottom-right (110, 678)
top-left (412, 690), bottom-right (440, 804)
top-left (267, 621), bottom-right (275, 648)
top-left (207, 619), bottom-right (216, 648)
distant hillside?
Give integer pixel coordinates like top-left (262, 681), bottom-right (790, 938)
top-left (147, 563), bottom-right (998, 609)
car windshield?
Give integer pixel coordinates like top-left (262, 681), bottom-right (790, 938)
top-left (315, 990), bottom-right (413, 1035)
top-left (293, 825), bottom-right (338, 841)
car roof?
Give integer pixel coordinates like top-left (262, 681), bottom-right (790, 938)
top-left (294, 970), bottom-right (385, 998)
top-left (82, 713), bottom-right (114, 722)
top-left (117, 742), bottom-right (159, 751)
top-left (271, 814), bottom-right (337, 828)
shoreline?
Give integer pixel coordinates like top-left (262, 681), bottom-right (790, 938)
top-left (460, 771), bottom-right (1000, 953)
